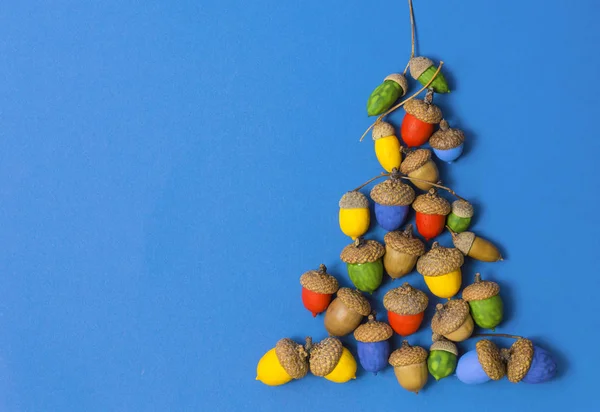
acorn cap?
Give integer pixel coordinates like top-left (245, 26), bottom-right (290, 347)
top-left (336, 287), bottom-right (371, 316)
top-left (430, 120), bottom-right (465, 150)
top-left (275, 338), bottom-right (310, 379)
top-left (340, 239), bottom-right (385, 264)
top-left (339, 191), bottom-right (369, 209)
top-left (417, 242), bottom-right (464, 277)
top-left (430, 336), bottom-right (458, 356)
top-left (383, 282), bottom-right (428, 315)
top-left (451, 199), bottom-right (474, 218)
top-left (299, 264), bottom-right (339, 294)
top-left (404, 98), bottom-right (443, 124)
top-left (372, 121), bottom-right (396, 140)
top-left (399, 149), bottom-right (432, 175)
top-left (505, 338), bottom-right (534, 383)
top-left (451, 231), bottom-right (476, 255)
top-left (430, 299), bottom-right (470, 336)
top-left (370, 178), bottom-right (415, 206)
top-left (354, 314), bottom-right (394, 343)
top-left (462, 273), bottom-right (500, 301)
top-left (389, 340), bottom-right (428, 367)
top-left (384, 225), bottom-right (425, 257)
top-left (476, 340), bottom-right (506, 380)
top-left (412, 188), bottom-right (451, 216)
top-left (308, 337), bottom-right (343, 377)
top-left (408, 56), bottom-right (434, 80)
top-left (384, 73), bottom-right (408, 96)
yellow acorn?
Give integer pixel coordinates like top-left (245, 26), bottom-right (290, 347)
top-left (256, 337), bottom-right (310, 386)
top-left (450, 230), bottom-right (503, 262)
top-left (416, 242), bottom-right (464, 299)
top-left (431, 299), bottom-right (474, 342)
top-left (389, 340), bottom-right (429, 394)
top-left (372, 121), bottom-right (402, 172)
top-left (339, 191), bottom-right (370, 240)
top-left (309, 337), bottom-right (357, 383)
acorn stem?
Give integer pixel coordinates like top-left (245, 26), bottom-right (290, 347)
top-left (424, 89), bottom-right (434, 104)
top-left (402, 0), bottom-right (416, 75)
top-left (318, 264), bottom-right (327, 274)
top-left (304, 337), bottom-right (313, 353)
top-left (473, 333), bottom-right (524, 340)
top-left (474, 273), bottom-right (481, 283)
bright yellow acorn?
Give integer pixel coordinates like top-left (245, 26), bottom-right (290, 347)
top-left (256, 337), bottom-right (310, 386)
top-left (416, 242), bottom-right (464, 299)
top-left (372, 121), bottom-right (402, 172)
top-left (309, 337), bottom-right (357, 383)
top-left (339, 191), bottom-right (370, 240)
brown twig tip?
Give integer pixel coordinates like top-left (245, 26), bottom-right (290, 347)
top-left (304, 337), bottom-right (313, 352)
top-left (354, 237), bottom-right (364, 247)
top-left (435, 303), bottom-right (444, 311)
top-left (424, 89), bottom-right (434, 104)
top-left (446, 226), bottom-right (457, 236)
top-left (401, 340), bottom-right (410, 348)
top-left (368, 313), bottom-right (376, 322)
top-left (431, 242), bottom-right (440, 249)
top-left (474, 273), bottom-right (482, 283)
top-left (403, 224), bottom-right (414, 236)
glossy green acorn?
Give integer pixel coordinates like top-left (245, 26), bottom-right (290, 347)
top-left (446, 199), bottom-right (473, 233)
top-left (427, 337), bottom-right (458, 381)
top-left (367, 74), bottom-right (408, 116)
top-left (462, 274), bottom-right (504, 330)
top-left (409, 57), bottom-right (449, 94)
top-left (340, 239), bottom-right (385, 294)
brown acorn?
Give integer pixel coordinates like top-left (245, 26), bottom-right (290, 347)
top-left (431, 299), bottom-right (474, 342)
top-left (383, 283), bottom-right (428, 336)
top-left (383, 225), bottom-right (425, 279)
top-left (451, 230), bottom-right (503, 262)
top-left (389, 340), bottom-right (429, 393)
top-left (324, 287), bottom-right (371, 337)
top-left (400, 149), bottom-right (439, 191)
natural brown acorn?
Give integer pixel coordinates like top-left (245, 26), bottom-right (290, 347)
top-left (400, 149), bottom-right (439, 191)
top-left (383, 283), bottom-right (428, 336)
top-left (324, 287), bottom-right (371, 337)
top-left (431, 299), bottom-right (474, 342)
top-left (450, 230), bottom-right (503, 262)
top-left (383, 225), bottom-right (425, 279)
top-left (389, 340), bottom-right (429, 394)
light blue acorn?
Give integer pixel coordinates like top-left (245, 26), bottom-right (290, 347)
top-left (456, 340), bottom-right (506, 384)
top-left (430, 120), bottom-right (465, 163)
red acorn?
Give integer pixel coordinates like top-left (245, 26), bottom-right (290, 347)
top-left (300, 264), bottom-right (339, 317)
top-left (412, 189), bottom-right (451, 241)
top-left (400, 90), bottom-right (443, 147)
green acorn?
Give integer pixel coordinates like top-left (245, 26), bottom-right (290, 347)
top-left (340, 238), bottom-right (385, 294)
top-left (462, 273), bottom-right (504, 330)
top-left (409, 57), bottom-right (449, 94)
top-left (427, 336), bottom-right (458, 381)
top-left (446, 199), bottom-right (474, 233)
top-left (366, 74), bottom-right (408, 116)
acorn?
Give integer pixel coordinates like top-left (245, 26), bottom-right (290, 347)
top-left (430, 119), bottom-right (465, 163)
top-left (338, 191), bottom-right (370, 240)
top-left (309, 337), bottom-right (358, 383)
top-left (354, 314), bottom-right (394, 374)
top-left (427, 336), bottom-right (458, 381)
top-left (324, 287), bottom-right (371, 336)
top-left (503, 338), bottom-right (557, 384)
top-left (417, 242), bottom-right (464, 299)
top-left (383, 283), bottom-right (428, 336)
top-left (372, 121), bottom-right (402, 172)
top-left (383, 225), bottom-right (425, 279)
top-left (340, 238), bottom-right (385, 294)
top-left (389, 340), bottom-right (429, 394)
top-left (431, 299), bottom-right (474, 342)
top-left (462, 273), bottom-right (503, 330)
top-left (456, 340), bottom-right (506, 384)
top-left (446, 199), bottom-right (474, 233)
top-left (408, 56), bottom-right (449, 94)
top-left (412, 189), bottom-right (451, 241)
top-left (366, 73), bottom-right (409, 116)
top-left (370, 176), bottom-right (415, 231)
top-left (256, 337), bottom-right (310, 386)
top-left (451, 230), bottom-right (503, 262)
top-left (400, 90), bottom-right (443, 147)
top-left (400, 149), bottom-right (439, 191)
top-left (299, 264), bottom-right (339, 317)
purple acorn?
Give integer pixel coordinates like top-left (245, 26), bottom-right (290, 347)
top-left (353, 314), bottom-right (393, 374)
top-left (504, 338), bottom-right (557, 384)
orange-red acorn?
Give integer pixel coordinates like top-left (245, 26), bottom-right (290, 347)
top-left (300, 264), bottom-right (339, 317)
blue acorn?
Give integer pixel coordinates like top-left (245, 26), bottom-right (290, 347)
top-left (504, 338), bottom-right (557, 384)
top-left (456, 340), bottom-right (506, 384)
top-left (353, 314), bottom-right (393, 375)
top-left (429, 120), bottom-right (465, 163)
top-left (370, 176), bottom-right (415, 231)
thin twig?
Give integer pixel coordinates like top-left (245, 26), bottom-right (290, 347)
top-left (403, 0), bottom-right (416, 75)
top-left (351, 173), bottom-right (388, 192)
top-left (398, 176), bottom-right (465, 201)
top-left (473, 333), bottom-right (524, 340)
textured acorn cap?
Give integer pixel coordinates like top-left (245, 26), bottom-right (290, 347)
top-left (389, 340), bottom-right (428, 367)
top-left (451, 231), bottom-right (476, 255)
top-left (370, 178), bottom-right (415, 206)
top-left (404, 98), bottom-right (443, 124)
top-left (372, 121), bottom-right (396, 140)
top-left (476, 340), bottom-right (506, 380)
top-left (399, 149), bottom-right (432, 175)
top-left (339, 191), bottom-right (369, 209)
top-left (408, 56), bottom-right (434, 80)
top-left (384, 73), bottom-right (408, 96)
top-left (354, 314), bottom-right (394, 343)
top-left (452, 199), bottom-right (474, 218)
top-left (336, 287), bottom-right (372, 316)
top-left (340, 239), bottom-right (385, 264)
top-left (430, 336), bottom-right (458, 356)
top-left (309, 337), bottom-right (343, 377)
top-left (383, 282), bottom-right (428, 315)
top-left (462, 273), bottom-right (500, 301)
top-left (505, 338), bottom-right (534, 383)
top-left (412, 189), bottom-right (451, 216)
top-left (430, 120), bottom-right (465, 150)
top-left (384, 225), bottom-right (425, 256)
top-left (300, 264), bottom-right (339, 294)
top-left (430, 299), bottom-right (470, 336)
top-left (275, 338), bottom-right (310, 379)
top-left (417, 242), bottom-right (464, 277)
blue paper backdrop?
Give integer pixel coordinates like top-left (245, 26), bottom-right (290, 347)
top-left (0, 0), bottom-right (597, 410)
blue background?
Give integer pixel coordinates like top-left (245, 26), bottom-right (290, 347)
top-left (0, 0), bottom-right (597, 410)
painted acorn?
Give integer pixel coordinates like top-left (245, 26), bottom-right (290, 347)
top-left (300, 264), bottom-right (339, 317)
top-left (354, 314), bottom-right (393, 374)
top-left (417, 242), bottom-right (464, 298)
top-left (400, 149), bottom-right (440, 191)
top-left (431, 299), bottom-right (474, 342)
top-left (372, 121), bottom-right (402, 172)
top-left (428, 336), bottom-right (458, 381)
top-left (400, 90), bottom-right (442, 147)
top-left (408, 56), bottom-right (449, 94)
top-left (340, 238), bottom-right (385, 294)
top-left (412, 189), bottom-right (451, 240)
top-left (462, 273), bottom-right (503, 330)
top-left (383, 225), bottom-right (425, 279)
top-left (256, 337), bottom-right (310, 386)
top-left (309, 337), bottom-right (358, 383)
top-left (389, 340), bottom-right (429, 394)
top-left (456, 340), bottom-right (506, 384)
top-left (503, 338), bottom-right (557, 384)
top-left (366, 73), bottom-right (409, 116)
top-left (370, 176), bottom-right (415, 231)
top-left (430, 120), bottom-right (465, 163)
top-left (384, 283), bottom-right (428, 336)
top-left (446, 199), bottom-right (474, 233)
top-left (324, 287), bottom-right (371, 336)
top-left (338, 191), bottom-right (370, 240)
top-left (451, 230), bottom-right (503, 262)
